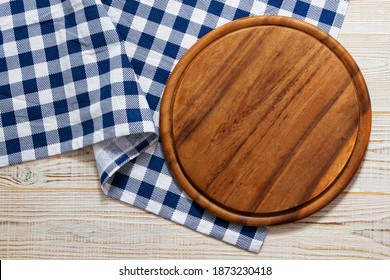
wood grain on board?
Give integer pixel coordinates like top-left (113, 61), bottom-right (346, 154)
top-left (0, 1), bottom-right (389, 259)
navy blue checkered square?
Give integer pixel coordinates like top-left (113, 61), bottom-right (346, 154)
top-left (320, 9), bottom-right (337, 25)
top-left (294, 1), bottom-right (310, 17)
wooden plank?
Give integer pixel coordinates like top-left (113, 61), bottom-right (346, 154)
top-left (351, 114), bottom-right (390, 192)
top-left (0, 149), bottom-right (99, 190)
top-left (338, 33), bottom-right (390, 112)
top-left (0, 189), bottom-right (388, 259)
top-left (339, 0), bottom-right (390, 35)
top-left (337, 0), bottom-right (390, 112)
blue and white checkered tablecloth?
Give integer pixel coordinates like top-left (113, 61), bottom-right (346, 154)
top-left (0, 0), bottom-right (349, 252)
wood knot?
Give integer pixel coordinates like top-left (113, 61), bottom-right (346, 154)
top-left (15, 166), bottom-right (41, 185)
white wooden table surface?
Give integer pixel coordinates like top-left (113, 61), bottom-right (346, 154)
top-left (1, 0), bottom-right (389, 259)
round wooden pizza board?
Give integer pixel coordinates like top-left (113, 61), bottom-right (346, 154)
top-left (160, 16), bottom-right (371, 226)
